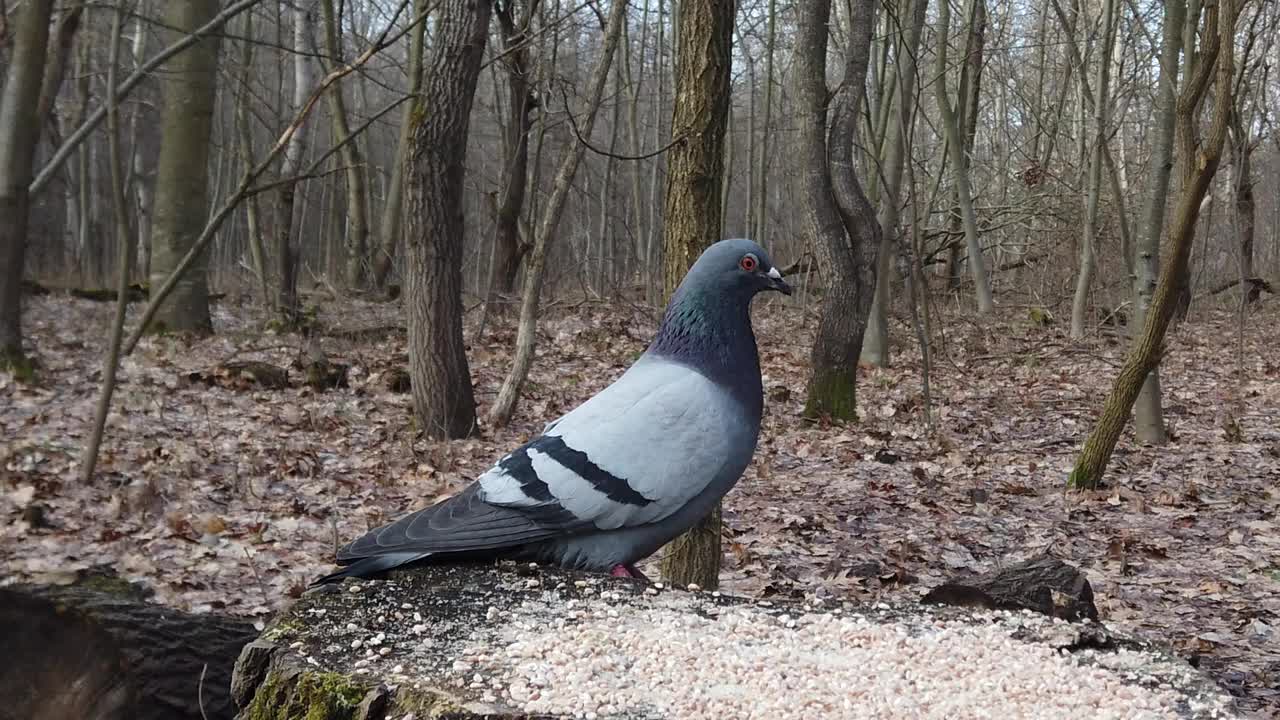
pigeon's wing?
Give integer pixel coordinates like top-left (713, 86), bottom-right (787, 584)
top-left (477, 355), bottom-right (757, 531)
top-left (335, 484), bottom-right (586, 564)
top-left (332, 355), bottom-right (754, 572)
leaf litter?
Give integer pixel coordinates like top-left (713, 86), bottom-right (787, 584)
top-left (1, 293), bottom-right (1277, 714)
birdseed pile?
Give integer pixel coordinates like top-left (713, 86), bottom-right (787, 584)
top-left (450, 590), bottom-right (1236, 720)
top-left (286, 569), bottom-right (1236, 720)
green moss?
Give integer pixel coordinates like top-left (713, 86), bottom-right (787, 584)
top-left (245, 670), bottom-right (367, 720)
top-left (262, 617), bottom-right (305, 642)
top-left (803, 370), bottom-right (858, 421)
top-left (77, 573), bottom-right (143, 598)
top-left (0, 349), bottom-right (37, 384)
top-left (391, 687), bottom-right (468, 719)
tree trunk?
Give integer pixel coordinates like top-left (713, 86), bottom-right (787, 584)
top-left (274, 3), bottom-right (314, 326)
top-left (1070, 0), bottom-right (1238, 489)
top-left (0, 0), bottom-right (54, 373)
top-left (861, 0), bottom-right (927, 367)
top-left (934, 0), bottom-right (994, 314)
top-left (485, 0), bottom-right (540, 309)
top-left (372, 0), bottom-right (428, 291)
top-left (146, 0), bottom-right (222, 334)
top-left (403, 0), bottom-right (490, 440)
top-left (1133, 0), bottom-right (1186, 445)
top-left (659, 0), bottom-right (735, 295)
top-left (487, 0), bottom-right (627, 428)
top-left (658, 0), bottom-right (735, 591)
top-left (1069, 0), bottom-right (1118, 339)
top-left (800, 0), bottom-right (880, 421)
top-left (320, 0), bottom-right (370, 290)
top-left (235, 9), bottom-right (269, 307)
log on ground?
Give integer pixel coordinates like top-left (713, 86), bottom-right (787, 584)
top-left (0, 571), bottom-right (259, 720)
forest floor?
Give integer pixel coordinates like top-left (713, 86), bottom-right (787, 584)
top-left (2, 291), bottom-right (1278, 715)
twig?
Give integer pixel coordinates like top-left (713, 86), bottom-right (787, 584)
top-left (198, 663), bottom-right (210, 720)
top-left (241, 546), bottom-right (271, 607)
top-left (557, 81), bottom-right (687, 161)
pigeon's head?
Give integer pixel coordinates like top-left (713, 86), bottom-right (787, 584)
top-left (687, 238), bottom-right (792, 299)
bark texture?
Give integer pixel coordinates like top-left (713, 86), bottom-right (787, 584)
top-left (659, 0), bottom-right (735, 295)
top-left (0, 0), bottom-right (54, 370)
top-left (658, 0), bottom-right (736, 591)
top-left (147, 0), bottom-right (222, 334)
top-left (923, 554), bottom-right (1099, 622)
top-left (403, 0), bottom-right (490, 439)
top-left (0, 575), bottom-right (257, 720)
top-left (798, 0), bottom-right (880, 420)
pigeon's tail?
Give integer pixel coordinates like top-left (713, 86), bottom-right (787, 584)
top-left (311, 551), bottom-right (431, 586)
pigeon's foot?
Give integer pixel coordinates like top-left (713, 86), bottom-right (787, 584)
top-left (609, 564), bottom-right (651, 581)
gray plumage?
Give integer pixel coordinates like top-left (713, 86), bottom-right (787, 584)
top-left (316, 239), bottom-right (791, 583)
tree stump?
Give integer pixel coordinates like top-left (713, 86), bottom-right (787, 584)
top-left (230, 563), bottom-right (1230, 719)
top-left (0, 572), bottom-right (259, 720)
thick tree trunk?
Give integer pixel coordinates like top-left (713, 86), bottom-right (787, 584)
top-left (147, 0), bottom-right (222, 334)
top-left (659, 0), bottom-right (735, 295)
top-left (1070, 0), bottom-right (1237, 489)
top-left (403, 0), bottom-right (490, 440)
top-left (487, 0), bottom-right (627, 428)
top-left (659, 0), bottom-right (735, 591)
top-left (320, 0), bottom-right (370, 290)
top-left (372, 0), bottom-right (428, 291)
top-left (799, 0), bottom-right (879, 421)
top-left (0, 0), bottom-right (54, 373)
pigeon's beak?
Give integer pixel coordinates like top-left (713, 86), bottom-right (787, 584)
top-left (766, 266), bottom-right (793, 296)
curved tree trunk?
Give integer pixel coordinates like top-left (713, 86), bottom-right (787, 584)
top-left (1070, 0), bottom-right (1238, 489)
top-left (403, 0), bottom-right (491, 439)
top-left (799, 0), bottom-right (879, 421)
top-left (658, 0), bottom-right (735, 591)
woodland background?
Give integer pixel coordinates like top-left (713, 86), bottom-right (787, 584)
top-left (0, 0), bottom-right (1278, 714)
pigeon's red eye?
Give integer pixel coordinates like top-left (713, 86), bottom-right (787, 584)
top-left (740, 254), bottom-right (758, 272)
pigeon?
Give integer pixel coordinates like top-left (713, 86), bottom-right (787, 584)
top-left (316, 239), bottom-right (791, 584)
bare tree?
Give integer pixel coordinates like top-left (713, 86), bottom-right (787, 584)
top-left (934, 0), bottom-right (994, 313)
top-left (320, 0), bottom-right (370, 289)
top-left (488, 0), bottom-right (629, 427)
top-left (1070, 0), bottom-right (1243, 489)
top-left (372, 0), bottom-right (428, 292)
top-left (800, 0), bottom-right (880, 421)
top-left (658, 0), bottom-right (736, 590)
top-left (484, 0), bottom-right (541, 309)
top-left (403, 0), bottom-right (492, 439)
top-left (0, 0), bottom-right (54, 373)
top-left (146, 0), bottom-right (223, 334)
top-left (273, 1), bottom-right (314, 325)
